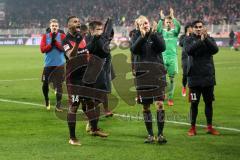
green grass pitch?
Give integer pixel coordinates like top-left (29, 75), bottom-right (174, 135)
top-left (0, 46), bottom-right (239, 160)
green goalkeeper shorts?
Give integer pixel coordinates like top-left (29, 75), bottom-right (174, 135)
top-left (163, 56), bottom-right (178, 77)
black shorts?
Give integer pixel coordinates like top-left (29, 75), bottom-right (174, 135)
top-left (135, 71), bottom-right (166, 105)
top-left (66, 78), bottom-right (89, 107)
top-left (66, 78), bottom-right (106, 107)
top-left (136, 86), bottom-right (165, 105)
top-left (189, 86), bottom-right (215, 103)
top-left (42, 65), bottom-right (65, 83)
top-left (136, 96), bottom-right (165, 105)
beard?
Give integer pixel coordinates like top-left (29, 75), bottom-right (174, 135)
top-left (69, 25), bottom-right (81, 35)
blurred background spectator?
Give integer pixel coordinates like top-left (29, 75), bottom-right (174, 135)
top-left (0, 0), bottom-right (239, 29)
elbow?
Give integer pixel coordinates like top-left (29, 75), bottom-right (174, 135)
top-left (40, 47), bottom-right (45, 53)
top-left (158, 42), bottom-right (166, 53)
top-left (130, 47), bottom-right (135, 53)
top-left (215, 45), bottom-right (219, 53)
top-left (212, 47), bottom-right (219, 55)
top-left (162, 44), bottom-right (166, 52)
top-left (208, 44), bottom-right (219, 55)
top-left (154, 44), bottom-right (165, 53)
top-left (130, 48), bottom-right (139, 55)
top-left (57, 46), bottom-right (63, 51)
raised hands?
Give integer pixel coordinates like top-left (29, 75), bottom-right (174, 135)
top-left (201, 27), bottom-right (208, 40)
top-left (159, 10), bottom-right (165, 20)
top-left (170, 8), bottom-right (174, 19)
top-left (159, 8), bottom-right (174, 19)
top-left (152, 20), bottom-right (158, 32)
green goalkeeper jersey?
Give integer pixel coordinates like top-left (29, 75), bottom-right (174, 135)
top-left (157, 18), bottom-right (181, 58)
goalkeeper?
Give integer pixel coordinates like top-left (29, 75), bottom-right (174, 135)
top-left (157, 8), bottom-right (181, 106)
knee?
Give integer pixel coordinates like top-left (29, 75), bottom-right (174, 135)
top-left (69, 106), bottom-right (78, 113)
top-left (191, 100), bottom-right (200, 107)
top-left (155, 101), bottom-right (164, 110)
top-left (42, 81), bottom-right (49, 88)
top-left (55, 86), bottom-right (63, 93)
top-left (204, 100), bottom-right (213, 108)
top-left (169, 76), bottom-right (174, 83)
top-left (85, 99), bottom-right (95, 110)
top-left (142, 105), bottom-right (150, 112)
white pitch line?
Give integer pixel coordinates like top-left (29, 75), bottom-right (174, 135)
top-left (0, 98), bottom-right (45, 107)
top-left (114, 114), bottom-right (240, 132)
top-left (0, 98), bottom-right (240, 133)
top-left (0, 78), bottom-right (39, 82)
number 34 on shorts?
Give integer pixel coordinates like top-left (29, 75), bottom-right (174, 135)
top-left (71, 95), bottom-right (80, 103)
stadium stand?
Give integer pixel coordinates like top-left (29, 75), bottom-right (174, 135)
top-left (0, 0), bottom-right (239, 29)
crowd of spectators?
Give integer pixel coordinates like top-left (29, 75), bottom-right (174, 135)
top-left (1, 0), bottom-right (239, 28)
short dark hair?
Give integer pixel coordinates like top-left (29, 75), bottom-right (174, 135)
top-left (184, 22), bottom-right (193, 33)
top-left (88, 21), bottom-right (103, 30)
top-left (192, 20), bottom-right (204, 26)
top-left (67, 16), bottom-right (78, 24)
top-left (80, 24), bottom-right (88, 32)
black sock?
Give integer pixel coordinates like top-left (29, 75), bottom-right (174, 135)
top-left (190, 102), bottom-right (199, 126)
top-left (68, 122), bottom-right (76, 139)
top-left (67, 112), bottom-right (76, 139)
top-left (81, 100), bottom-right (87, 112)
top-left (56, 93), bottom-right (62, 107)
top-left (103, 95), bottom-right (109, 112)
top-left (85, 101), bottom-right (100, 131)
top-left (55, 84), bottom-right (63, 107)
top-left (42, 82), bottom-right (49, 105)
top-left (205, 101), bottom-right (213, 125)
top-left (157, 109), bottom-right (165, 136)
top-left (90, 119), bottom-right (98, 131)
top-left (182, 75), bottom-right (187, 87)
top-left (143, 110), bottom-right (153, 136)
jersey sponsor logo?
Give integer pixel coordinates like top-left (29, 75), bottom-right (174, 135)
top-left (69, 39), bottom-right (87, 49)
top-left (163, 28), bottom-right (174, 32)
top-left (78, 48), bottom-right (89, 54)
top-left (148, 40), bottom-right (153, 44)
top-left (164, 38), bottom-right (176, 40)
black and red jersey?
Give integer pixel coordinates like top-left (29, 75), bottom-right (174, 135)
top-left (62, 33), bottom-right (89, 57)
top-left (62, 33), bottom-right (89, 82)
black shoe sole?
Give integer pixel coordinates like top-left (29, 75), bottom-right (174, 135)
top-left (157, 140), bottom-right (167, 144)
top-left (144, 141), bottom-right (154, 144)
